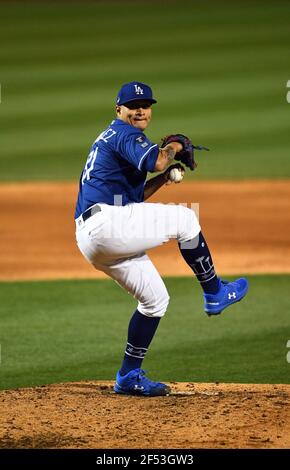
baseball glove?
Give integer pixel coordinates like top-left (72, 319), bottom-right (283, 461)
top-left (161, 134), bottom-right (209, 171)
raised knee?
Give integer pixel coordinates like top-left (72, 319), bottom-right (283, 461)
top-left (177, 205), bottom-right (200, 243)
top-left (180, 205), bottom-right (198, 225)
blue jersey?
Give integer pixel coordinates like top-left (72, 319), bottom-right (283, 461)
top-left (75, 119), bottom-right (159, 218)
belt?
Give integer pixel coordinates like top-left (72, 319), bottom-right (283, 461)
top-left (82, 204), bottom-right (102, 222)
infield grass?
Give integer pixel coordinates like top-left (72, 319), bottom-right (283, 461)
top-left (0, 1), bottom-right (290, 181)
top-left (0, 275), bottom-right (289, 390)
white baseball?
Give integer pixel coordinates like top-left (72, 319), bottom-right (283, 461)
top-left (169, 167), bottom-right (183, 183)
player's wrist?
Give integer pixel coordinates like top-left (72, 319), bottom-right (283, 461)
top-left (162, 168), bottom-right (170, 183)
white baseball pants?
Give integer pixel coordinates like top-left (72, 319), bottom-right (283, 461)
top-left (75, 202), bottom-right (200, 317)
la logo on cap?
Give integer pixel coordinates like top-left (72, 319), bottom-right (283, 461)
top-left (134, 84), bottom-right (144, 95)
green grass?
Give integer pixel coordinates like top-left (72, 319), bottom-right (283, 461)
top-left (1, 275), bottom-right (289, 390)
top-left (0, 1), bottom-right (290, 181)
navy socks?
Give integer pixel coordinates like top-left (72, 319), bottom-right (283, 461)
top-left (119, 309), bottom-right (160, 376)
top-left (179, 231), bottom-right (220, 294)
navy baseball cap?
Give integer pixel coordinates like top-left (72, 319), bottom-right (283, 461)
top-left (116, 81), bottom-right (157, 106)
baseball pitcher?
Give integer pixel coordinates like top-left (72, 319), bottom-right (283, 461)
top-left (75, 81), bottom-right (249, 396)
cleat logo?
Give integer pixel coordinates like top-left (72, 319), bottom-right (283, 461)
top-left (134, 385), bottom-right (145, 391)
top-left (228, 292), bottom-right (236, 300)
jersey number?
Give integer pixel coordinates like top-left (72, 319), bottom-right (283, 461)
top-left (81, 146), bottom-right (98, 184)
top-left (81, 128), bottom-right (116, 184)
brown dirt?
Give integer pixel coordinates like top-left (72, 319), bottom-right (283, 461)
top-left (0, 381), bottom-right (289, 449)
top-left (0, 180), bottom-right (290, 280)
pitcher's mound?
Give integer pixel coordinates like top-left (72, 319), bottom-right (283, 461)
top-left (0, 381), bottom-right (289, 449)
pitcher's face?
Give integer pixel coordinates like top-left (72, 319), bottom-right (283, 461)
top-left (116, 100), bottom-right (152, 131)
